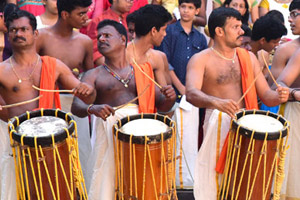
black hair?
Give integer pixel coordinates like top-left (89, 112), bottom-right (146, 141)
top-left (97, 19), bottom-right (128, 46)
top-left (208, 7), bottom-right (242, 39)
top-left (265, 10), bottom-right (284, 24)
top-left (251, 15), bottom-right (287, 42)
top-left (4, 3), bottom-right (19, 21)
top-left (0, 1), bottom-right (6, 12)
top-left (179, 0), bottom-right (201, 9)
top-left (134, 5), bottom-right (172, 37)
top-left (6, 10), bottom-right (37, 31)
top-left (109, 0), bottom-right (113, 4)
top-left (290, 0), bottom-right (300, 11)
top-left (57, 0), bottom-right (92, 17)
top-left (126, 10), bottom-right (137, 24)
top-left (242, 24), bottom-right (251, 37)
top-left (222, 0), bottom-right (249, 25)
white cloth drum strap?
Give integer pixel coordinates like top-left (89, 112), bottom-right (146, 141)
top-left (87, 104), bottom-right (139, 200)
top-left (0, 120), bottom-right (17, 200)
top-left (193, 109), bottom-right (231, 200)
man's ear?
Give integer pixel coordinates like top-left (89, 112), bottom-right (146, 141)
top-left (61, 10), bottom-right (69, 20)
top-left (151, 26), bottom-right (158, 36)
top-left (215, 27), bottom-right (224, 37)
top-left (259, 37), bottom-right (266, 45)
top-left (195, 8), bottom-right (200, 15)
top-left (121, 35), bottom-right (126, 46)
top-left (34, 29), bottom-right (39, 37)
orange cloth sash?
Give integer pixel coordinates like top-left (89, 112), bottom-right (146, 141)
top-left (215, 48), bottom-right (258, 173)
top-left (38, 56), bottom-right (61, 109)
top-left (132, 62), bottom-right (156, 113)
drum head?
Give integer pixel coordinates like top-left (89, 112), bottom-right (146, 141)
top-left (114, 113), bottom-right (175, 144)
top-left (8, 109), bottom-right (75, 147)
top-left (233, 110), bottom-right (289, 140)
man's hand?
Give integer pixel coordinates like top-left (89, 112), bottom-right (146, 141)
top-left (161, 85), bottom-right (176, 102)
top-left (214, 99), bottom-right (239, 118)
top-left (89, 104), bottom-right (115, 121)
top-left (276, 85), bottom-right (289, 103)
top-left (73, 82), bottom-right (94, 97)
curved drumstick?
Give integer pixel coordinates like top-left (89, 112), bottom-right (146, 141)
top-left (261, 51), bottom-right (279, 87)
top-left (2, 95), bottom-right (42, 108)
top-left (114, 84), bottom-right (150, 111)
top-left (32, 85), bottom-right (74, 93)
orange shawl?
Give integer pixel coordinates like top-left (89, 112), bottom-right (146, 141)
top-left (132, 62), bottom-right (156, 113)
top-left (38, 56), bottom-right (61, 109)
top-left (215, 48), bottom-right (258, 173)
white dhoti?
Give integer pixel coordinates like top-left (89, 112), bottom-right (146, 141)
top-left (0, 120), bottom-right (17, 200)
top-left (60, 94), bottom-right (91, 180)
top-left (87, 104), bottom-right (139, 200)
top-left (193, 109), bottom-right (231, 200)
top-left (280, 102), bottom-right (300, 200)
top-left (173, 106), bottom-right (199, 188)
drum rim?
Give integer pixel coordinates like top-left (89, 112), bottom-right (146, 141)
top-left (232, 110), bottom-right (289, 140)
top-left (113, 113), bottom-right (175, 144)
top-left (8, 109), bottom-right (75, 147)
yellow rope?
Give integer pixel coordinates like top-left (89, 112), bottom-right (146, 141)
top-left (215, 112), bottom-right (222, 194)
top-left (64, 127), bottom-right (74, 199)
top-left (116, 130), bottom-right (121, 200)
top-left (112, 125), bottom-right (118, 200)
top-left (248, 133), bottom-right (269, 200)
top-left (21, 135), bottom-right (31, 200)
top-left (231, 134), bottom-right (243, 199)
top-left (120, 141), bottom-right (124, 200)
top-left (160, 133), bottom-right (164, 200)
top-left (52, 134), bottom-right (60, 200)
top-left (133, 144), bottom-right (138, 198)
top-left (35, 137), bottom-right (45, 200)
top-left (17, 137), bottom-right (26, 199)
top-left (142, 136), bottom-right (148, 200)
top-left (147, 145), bottom-right (159, 200)
top-left (245, 138), bottom-right (255, 199)
top-left (278, 103), bottom-right (286, 117)
top-left (26, 145), bottom-right (41, 200)
top-left (179, 108), bottom-right (184, 189)
top-left (129, 134), bottom-right (133, 198)
top-left (38, 145), bottom-right (57, 200)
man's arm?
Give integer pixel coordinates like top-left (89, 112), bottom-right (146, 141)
top-left (250, 52), bottom-right (289, 106)
top-left (155, 85), bottom-right (176, 112)
top-left (193, 0), bottom-right (207, 27)
top-left (185, 53), bottom-right (239, 118)
top-left (170, 70), bottom-right (185, 95)
top-left (82, 37), bottom-right (95, 71)
top-left (56, 59), bottom-right (96, 104)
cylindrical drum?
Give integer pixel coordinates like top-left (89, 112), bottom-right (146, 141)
top-left (113, 113), bottom-right (177, 200)
top-left (8, 109), bottom-right (88, 200)
top-left (219, 110), bottom-right (289, 200)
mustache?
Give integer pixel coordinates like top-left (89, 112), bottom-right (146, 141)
top-left (237, 35), bottom-right (243, 40)
top-left (13, 36), bottom-right (26, 42)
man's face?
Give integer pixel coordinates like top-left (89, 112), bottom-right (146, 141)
top-left (97, 25), bottom-right (124, 56)
top-left (222, 17), bottom-right (244, 48)
top-left (66, 7), bottom-right (89, 29)
top-left (127, 22), bottom-right (135, 41)
top-left (44, 0), bottom-right (58, 15)
top-left (114, 0), bottom-right (133, 14)
top-left (8, 17), bottom-right (37, 48)
top-left (262, 38), bottom-right (281, 52)
top-left (289, 9), bottom-right (300, 35)
top-left (0, 12), bottom-right (6, 32)
top-left (152, 24), bottom-right (167, 46)
top-left (179, 2), bottom-right (199, 22)
top-left (240, 36), bottom-right (251, 51)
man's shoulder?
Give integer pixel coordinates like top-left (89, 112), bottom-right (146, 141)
top-left (72, 31), bottom-right (92, 43)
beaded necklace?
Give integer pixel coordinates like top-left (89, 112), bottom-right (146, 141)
top-left (103, 64), bottom-right (134, 88)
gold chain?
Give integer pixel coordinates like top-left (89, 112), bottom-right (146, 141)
top-left (104, 62), bottom-right (132, 80)
top-left (10, 55), bottom-right (40, 84)
top-left (211, 47), bottom-right (236, 63)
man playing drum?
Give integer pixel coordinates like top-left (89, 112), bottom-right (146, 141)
top-left (185, 7), bottom-right (289, 199)
top-left (71, 19), bottom-right (176, 200)
top-left (0, 10), bottom-right (95, 199)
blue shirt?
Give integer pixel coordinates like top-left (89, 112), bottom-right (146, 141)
top-left (156, 20), bottom-right (207, 86)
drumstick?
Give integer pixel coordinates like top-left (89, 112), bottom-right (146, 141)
top-left (2, 95), bottom-right (42, 108)
top-left (237, 69), bottom-right (262, 105)
top-left (261, 51), bottom-right (279, 87)
top-left (114, 84), bottom-right (150, 111)
top-left (131, 58), bottom-right (163, 89)
top-left (32, 85), bottom-right (74, 93)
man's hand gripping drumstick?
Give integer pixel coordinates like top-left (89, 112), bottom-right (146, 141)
top-left (0, 95), bottom-right (43, 111)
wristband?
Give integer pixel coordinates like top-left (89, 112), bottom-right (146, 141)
top-left (291, 89), bottom-right (297, 101)
top-left (87, 104), bottom-right (94, 115)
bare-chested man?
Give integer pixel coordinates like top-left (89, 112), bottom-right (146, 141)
top-left (71, 19), bottom-right (176, 200)
top-left (185, 7), bottom-right (289, 200)
top-left (269, 0), bottom-right (300, 88)
top-left (0, 10), bottom-right (94, 200)
top-left (36, 0), bottom-right (93, 76)
top-left (126, 4), bottom-right (172, 86)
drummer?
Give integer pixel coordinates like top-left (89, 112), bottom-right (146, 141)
top-left (0, 10), bottom-right (95, 120)
top-left (184, 7), bottom-right (289, 199)
top-left (71, 19), bottom-right (176, 199)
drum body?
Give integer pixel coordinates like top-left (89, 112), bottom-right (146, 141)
top-left (113, 113), bottom-right (177, 200)
top-left (219, 110), bottom-right (289, 200)
top-left (8, 109), bottom-right (87, 200)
